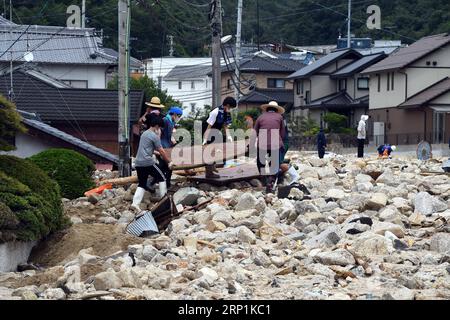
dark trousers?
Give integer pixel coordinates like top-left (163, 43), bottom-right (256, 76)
top-left (157, 157), bottom-right (172, 187)
top-left (318, 147), bottom-right (325, 159)
top-left (357, 139), bottom-right (365, 158)
top-left (136, 164), bottom-right (166, 190)
top-left (257, 148), bottom-right (283, 176)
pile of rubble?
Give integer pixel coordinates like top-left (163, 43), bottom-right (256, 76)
top-left (1, 154), bottom-right (450, 300)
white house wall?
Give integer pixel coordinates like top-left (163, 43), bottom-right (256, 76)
top-left (36, 64), bottom-right (109, 89)
top-left (163, 78), bottom-right (212, 115)
top-left (0, 132), bottom-right (54, 158)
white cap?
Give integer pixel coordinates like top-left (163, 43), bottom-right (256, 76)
top-left (391, 145), bottom-right (397, 151)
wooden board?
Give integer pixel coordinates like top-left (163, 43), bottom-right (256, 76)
top-left (188, 163), bottom-right (262, 186)
top-left (166, 140), bottom-right (249, 170)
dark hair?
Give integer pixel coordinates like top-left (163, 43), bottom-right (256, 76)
top-left (145, 114), bottom-right (165, 129)
top-left (266, 106), bottom-right (278, 113)
top-left (223, 96), bottom-right (237, 108)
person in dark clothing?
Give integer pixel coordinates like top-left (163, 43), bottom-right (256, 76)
top-left (254, 101), bottom-right (286, 193)
top-left (202, 96), bottom-right (237, 178)
top-left (138, 96), bottom-right (165, 135)
top-left (317, 128), bottom-right (327, 159)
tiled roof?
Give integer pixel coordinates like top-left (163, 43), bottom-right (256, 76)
top-left (101, 47), bottom-right (142, 68)
top-left (239, 56), bottom-right (305, 73)
top-left (164, 65), bottom-right (211, 80)
top-left (0, 16), bottom-right (15, 25)
top-left (240, 88), bottom-right (293, 105)
top-left (20, 110), bottom-right (119, 164)
top-left (303, 91), bottom-right (368, 110)
top-left (287, 49), bottom-right (362, 79)
top-left (363, 33), bottom-right (450, 74)
top-left (0, 70), bottom-right (145, 122)
top-left (399, 77), bottom-right (450, 108)
top-left (331, 53), bottom-right (386, 78)
top-left (0, 24), bottom-right (116, 65)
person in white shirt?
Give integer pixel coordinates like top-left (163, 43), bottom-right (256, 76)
top-left (357, 115), bottom-right (369, 158)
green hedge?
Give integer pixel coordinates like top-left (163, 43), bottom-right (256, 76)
top-left (29, 149), bottom-right (95, 200)
top-left (0, 156), bottom-right (66, 242)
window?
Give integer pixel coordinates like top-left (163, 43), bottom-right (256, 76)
top-left (357, 77), bottom-right (369, 90)
top-left (267, 78), bottom-right (285, 88)
top-left (338, 79), bottom-right (347, 91)
top-left (296, 80), bottom-right (304, 95)
top-left (190, 103), bottom-right (196, 113)
top-left (391, 72), bottom-right (395, 91)
top-left (376, 74), bottom-right (381, 92)
top-left (305, 91), bottom-right (311, 104)
top-left (191, 81), bottom-right (195, 89)
top-left (178, 81), bottom-right (182, 90)
top-left (227, 79), bottom-right (232, 89)
top-left (62, 80), bottom-right (88, 88)
top-left (387, 73), bottom-right (390, 91)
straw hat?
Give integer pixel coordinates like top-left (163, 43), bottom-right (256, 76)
top-left (260, 101), bottom-right (285, 114)
top-left (145, 96), bottom-right (165, 109)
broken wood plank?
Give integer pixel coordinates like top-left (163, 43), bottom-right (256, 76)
top-left (81, 291), bottom-right (112, 300)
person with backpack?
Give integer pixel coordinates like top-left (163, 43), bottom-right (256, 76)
top-left (202, 97), bottom-right (237, 178)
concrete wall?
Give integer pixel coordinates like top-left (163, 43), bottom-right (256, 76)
top-left (0, 241), bottom-right (37, 272)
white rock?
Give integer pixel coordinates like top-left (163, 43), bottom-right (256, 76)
top-left (212, 210), bottom-right (234, 226)
top-left (326, 189), bottom-right (346, 200)
top-left (173, 187), bottom-right (203, 206)
top-left (198, 267), bottom-right (218, 285)
top-left (372, 221), bottom-right (405, 238)
top-left (314, 249), bottom-right (356, 266)
top-left (352, 233), bottom-right (392, 258)
top-left (366, 193), bottom-right (388, 210)
top-left (93, 270), bottom-right (123, 290)
top-left (235, 193), bottom-right (258, 211)
top-left (237, 226), bottom-right (256, 244)
top-left (42, 288), bottom-right (66, 300)
top-left (70, 216), bottom-right (83, 224)
top-left (430, 233), bottom-right (450, 254)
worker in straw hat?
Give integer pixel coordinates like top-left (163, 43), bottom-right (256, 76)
top-left (253, 101), bottom-right (287, 193)
top-left (138, 96), bottom-right (165, 135)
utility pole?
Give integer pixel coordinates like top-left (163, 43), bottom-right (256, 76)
top-left (234, 0), bottom-right (243, 106)
top-left (347, 0), bottom-right (352, 48)
top-left (8, 0), bottom-right (13, 101)
top-left (256, 0), bottom-right (260, 50)
top-left (118, 0), bottom-right (131, 177)
top-left (81, 0), bottom-right (86, 28)
top-left (168, 35), bottom-right (174, 57)
top-left (211, 0), bottom-right (222, 108)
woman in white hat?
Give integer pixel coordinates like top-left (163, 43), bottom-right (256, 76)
top-left (138, 96), bottom-right (165, 135)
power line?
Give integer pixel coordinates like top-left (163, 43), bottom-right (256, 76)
top-left (176, 0), bottom-right (212, 8)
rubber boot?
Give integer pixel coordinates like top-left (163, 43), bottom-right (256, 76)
top-left (287, 166), bottom-right (300, 185)
top-left (205, 165), bottom-right (220, 179)
top-left (158, 181), bottom-right (167, 197)
top-left (131, 187), bottom-right (145, 212)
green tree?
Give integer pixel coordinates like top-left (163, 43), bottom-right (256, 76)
top-left (107, 75), bottom-right (180, 113)
top-left (0, 95), bottom-right (26, 151)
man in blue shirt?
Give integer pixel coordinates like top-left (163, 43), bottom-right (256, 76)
top-left (161, 106), bottom-right (183, 148)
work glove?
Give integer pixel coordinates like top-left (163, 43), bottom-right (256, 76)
top-left (227, 135), bottom-right (233, 143)
top-left (202, 139), bottom-right (207, 146)
top-left (168, 162), bottom-right (174, 169)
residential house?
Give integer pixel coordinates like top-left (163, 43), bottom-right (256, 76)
top-left (0, 18), bottom-right (124, 89)
top-left (0, 69), bottom-right (145, 155)
top-left (220, 55), bottom-right (306, 111)
top-left (162, 65), bottom-right (212, 115)
top-left (2, 110), bottom-right (118, 168)
top-left (363, 33), bottom-right (450, 145)
top-left (288, 49), bottom-right (366, 126)
top-left (143, 57), bottom-right (211, 88)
